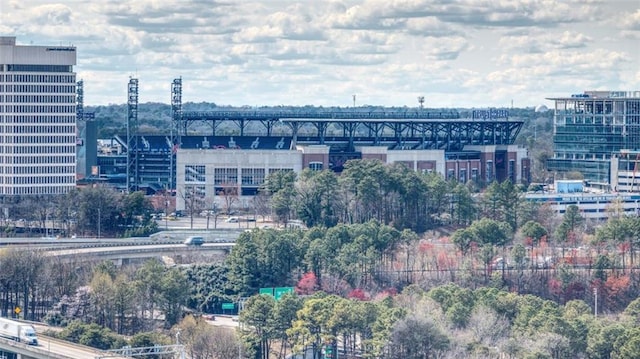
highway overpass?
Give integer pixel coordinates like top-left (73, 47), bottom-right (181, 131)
top-left (44, 242), bottom-right (236, 266)
top-left (2, 229), bottom-right (243, 266)
top-left (0, 334), bottom-right (129, 359)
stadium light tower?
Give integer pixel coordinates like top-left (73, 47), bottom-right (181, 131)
top-left (418, 96), bottom-right (425, 109)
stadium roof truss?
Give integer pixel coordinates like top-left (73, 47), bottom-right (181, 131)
top-left (174, 109), bottom-right (523, 152)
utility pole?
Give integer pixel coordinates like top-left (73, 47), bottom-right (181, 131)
top-left (97, 207), bottom-right (101, 239)
top-left (594, 287), bottom-right (598, 318)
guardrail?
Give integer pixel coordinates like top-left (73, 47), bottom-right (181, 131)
top-left (2, 230), bottom-right (243, 252)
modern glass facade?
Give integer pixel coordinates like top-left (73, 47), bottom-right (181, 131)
top-left (546, 91), bottom-right (640, 184)
top-left (0, 36), bottom-right (77, 196)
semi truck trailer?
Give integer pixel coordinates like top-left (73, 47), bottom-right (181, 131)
top-left (0, 317), bottom-right (38, 345)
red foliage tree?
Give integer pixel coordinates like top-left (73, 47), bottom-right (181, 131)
top-left (347, 288), bottom-right (368, 301)
top-left (295, 272), bottom-right (318, 295)
top-left (418, 240), bottom-right (434, 253)
top-left (604, 275), bottom-right (631, 311)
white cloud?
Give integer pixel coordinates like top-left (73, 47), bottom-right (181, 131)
top-left (618, 9), bottom-right (640, 30)
top-left (2, 0), bottom-right (638, 108)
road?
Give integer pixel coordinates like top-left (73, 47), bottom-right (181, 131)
top-left (156, 215), bottom-right (272, 230)
top-left (0, 332), bottom-right (128, 359)
top-left (38, 335), bottom-right (129, 358)
top-left (206, 315), bottom-right (239, 328)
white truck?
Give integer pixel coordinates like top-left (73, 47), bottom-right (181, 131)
top-left (0, 317), bottom-right (38, 345)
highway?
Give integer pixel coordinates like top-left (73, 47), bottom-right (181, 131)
top-left (43, 242), bottom-right (233, 257)
top-left (0, 334), bottom-right (129, 359)
top-left (39, 335), bottom-right (129, 359)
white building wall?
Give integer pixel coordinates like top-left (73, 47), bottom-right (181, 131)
top-left (0, 36), bottom-right (77, 196)
top-left (384, 149), bottom-right (446, 174)
top-left (176, 149), bottom-right (303, 211)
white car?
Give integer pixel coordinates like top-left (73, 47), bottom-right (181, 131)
top-left (225, 217), bottom-right (239, 223)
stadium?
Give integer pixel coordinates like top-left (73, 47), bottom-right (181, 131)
top-left (85, 78), bottom-right (530, 211)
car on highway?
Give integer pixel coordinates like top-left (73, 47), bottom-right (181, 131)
top-left (183, 236), bottom-right (205, 246)
top-left (225, 217), bottom-right (239, 223)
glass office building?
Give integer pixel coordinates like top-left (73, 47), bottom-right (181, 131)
top-left (0, 36), bottom-right (77, 196)
top-left (546, 91), bottom-right (640, 185)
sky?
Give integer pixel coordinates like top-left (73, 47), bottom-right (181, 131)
top-left (1, 0), bottom-right (639, 109)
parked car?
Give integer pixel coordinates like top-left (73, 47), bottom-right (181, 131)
top-left (184, 236), bottom-right (205, 246)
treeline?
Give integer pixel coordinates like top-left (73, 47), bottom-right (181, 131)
top-left (0, 253), bottom-right (188, 333)
top-left (252, 160), bottom-right (481, 234)
top-left (0, 187), bottom-right (157, 238)
top-left (2, 214), bottom-right (639, 357)
top-left (239, 284), bottom-right (640, 359)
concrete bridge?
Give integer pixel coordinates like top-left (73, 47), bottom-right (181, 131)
top-left (0, 334), bottom-right (129, 359)
top-left (44, 242), bottom-right (235, 266)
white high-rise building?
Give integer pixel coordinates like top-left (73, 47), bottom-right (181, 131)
top-left (0, 36), bottom-right (77, 196)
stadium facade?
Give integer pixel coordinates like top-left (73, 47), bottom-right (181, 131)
top-left (88, 79), bottom-right (531, 212)
top-left (0, 36), bottom-right (77, 197)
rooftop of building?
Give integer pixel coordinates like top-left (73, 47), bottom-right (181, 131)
top-left (546, 91), bottom-right (640, 100)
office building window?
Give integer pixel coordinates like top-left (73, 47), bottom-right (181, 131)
top-left (447, 169), bottom-right (455, 181)
top-left (214, 168), bottom-right (237, 185)
top-left (185, 165), bottom-right (205, 182)
top-left (241, 168), bottom-right (265, 186)
top-left (459, 169), bottom-right (467, 183)
top-left (309, 162), bottom-right (323, 171)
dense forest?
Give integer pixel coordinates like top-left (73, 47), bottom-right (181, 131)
top-left (2, 216), bottom-right (639, 358)
top-left (1, 159), bottom-right (640, 357)
top-left (4, 106), bottom-right (627, 358)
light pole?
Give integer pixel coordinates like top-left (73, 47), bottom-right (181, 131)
top-left (594, 287), bottom-right (598, 318)
top-left (97, 207), bottom-right (101, 239)
top-left (165, 199), bottom-right (169, 230)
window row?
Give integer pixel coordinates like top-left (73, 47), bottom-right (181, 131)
top-left (4, 135), bottom-right (75, 144)
top-left (1, 105), bottom-right (76, 113)
top-left (308, 162), bottom-right (323, 171)
top-left (446, 168), bottom-right (479, 183)
top-left (1, 84), bottom-right (76, 93)
top-left (0, 125), bottom-right (75, 134)
top-left (2, 95), bottom-right (76, 103)
top-left (185, 165), bottom-right (205, 182)
top-left (2, 115), bottom-right (76, 123)
top-left (4, 165), bottom-right (74, 175)
top-left (1, 175), bottom-right (76, 184)
top-left (0, 184), bottom-right (74, 196)
top-left (183, 166), bottom-right (291, 185)
top-left (6, 65), bottom-right (73, 73)
top-left (184, 185), bottom-right (206, 199)
top-left (2, 155), bottom-right (75, 164)
top-left (3, 74), bottom-right (76, 83)
top-left (7, 146), bottom-right (76, 154)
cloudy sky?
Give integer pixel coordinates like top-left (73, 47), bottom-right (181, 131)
top-left (2, 0), bottom-right (639, 108)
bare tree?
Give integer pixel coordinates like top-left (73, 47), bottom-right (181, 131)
top-left (173, 315), bottom-right (242, 359)
top-left (202, 196), bottom-right (219, 230)
top-left (218, 182), bottom-right (239, 216)
top-left (179, 185), bottom-right (206, 229)
top-left (251, 190), bottom-right (271, 222)
top-left (467, 305), bottom-right (510, 347)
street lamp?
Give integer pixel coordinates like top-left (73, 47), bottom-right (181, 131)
top-left (97, 207), bottom-right (101, 239)
top-left (165, 199), bottom-right (170, 230)
top-left (594, 287), bottom-right (598, 318)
